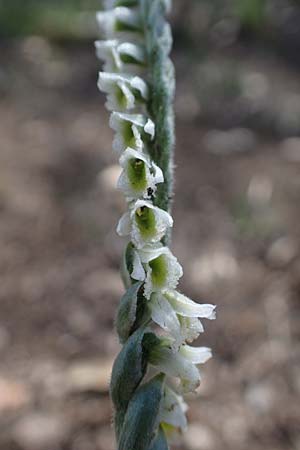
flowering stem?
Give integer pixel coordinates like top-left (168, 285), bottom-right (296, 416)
top-left (95, 1), bottom-right (215, 449)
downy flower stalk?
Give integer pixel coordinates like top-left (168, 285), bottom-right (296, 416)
top-left (96, 1), bottom-right (216, 449)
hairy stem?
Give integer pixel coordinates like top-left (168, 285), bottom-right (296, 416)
top-left (141, 0), bottom-right (175, 219)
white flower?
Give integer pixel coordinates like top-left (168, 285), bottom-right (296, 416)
top-left (98, 72), bottom-right (148, 111)
top-left (95, 40), bottom-right (146, 73)
top-left (117, 200), bottom-right (173, 248)
top-left (131, 246), bottom-right (183, 299)
top-left (149, 291), bottom-right (216, 347)
top-left (177, 316), bottom-right (204, 344)
top-left (148, 339), bottom-right (212, 393)
top-left (117, 148), bottom-right (163, 199)
top-left (163, 290), bottom-right (216, 342)
top-left (149, 293), bottom-right (182, 348)
top-left (164, 290), bottom-right (216, 319)
top-left (117, 42), bottom-right (146, 65)
top-left (110, 113), bottom-right (154, 154)
top-left (179, 344), bottom-right (212, 364)
top-left (159, 385), bottom-right (188, 438)
top-left (96, 7), bottom-right (142, 41)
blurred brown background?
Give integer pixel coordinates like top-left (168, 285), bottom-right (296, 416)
top-left (0, 0), bottom-right (300, 449)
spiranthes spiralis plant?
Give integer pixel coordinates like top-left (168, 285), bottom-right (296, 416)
top-left (95, 1), bottom-right (216, 449)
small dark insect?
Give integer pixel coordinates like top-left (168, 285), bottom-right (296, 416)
top-left (147, 187), bottom-right (154, 197)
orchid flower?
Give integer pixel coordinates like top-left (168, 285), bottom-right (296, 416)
top-left (110, 113), bottom-right (154, 154)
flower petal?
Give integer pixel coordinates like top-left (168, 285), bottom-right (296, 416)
top-left (95, 40), bottom-right (146, 73)
top-left (116, 211), bottom-right (131, 236)
top-left (149, 294), bottom-right (182, 347)
top-left (95, 39), bottom-right (121, 72)
top-left (179, 345), bottom-right (212, 364)
top-left (117, 149), bottom-right (163, 200)
top-left (130, 200), bottom-right (173, 249)
top-left (178, 316), bottom-right (204, 343)
top-left (148, 340), bottom-right (201, 393)
top-left (159, 385), bottom-right (188, 431)
top-left (164, 290), bottom-right (216, 319)
top-left (118, 42), bottom-right (146, 65)
top-left (131, 250), bottom-right (146, 281)
top-left (152, 163), bottom-right (164, 184)
top-left (139, 247), bottom-right (183, 299)
top-left (98, 72), bottom-right (148, 111)
top-left (109, 113), bottom-right (154, 153)
top-left (131, 75), bottom-right (149, 100)
top-left (144, 119), bottom-right (155, 140)
top-left (96, 7), bottom-right (142, 39)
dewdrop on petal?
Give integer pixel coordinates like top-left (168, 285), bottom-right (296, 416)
top-left (110, 113), bottom-right (154, 154)
top-left (117, 200), bottom-right (173, 248)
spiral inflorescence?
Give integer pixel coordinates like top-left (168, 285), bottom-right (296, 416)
top-left (96, 2), bottom-right (216, 449)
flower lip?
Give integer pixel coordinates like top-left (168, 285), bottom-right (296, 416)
top-left (117, 148), bottom-right (164, 200)
top-left (138, 246), bottom-right (183, 299)
top-left (117, 200), bottom-right (173, 249)
top-left (119, 147), bottom-right (150, 167)
top-left (179, 344), bottom-right (212, 364)
top-left (164, 290), bottom-right (216, 319)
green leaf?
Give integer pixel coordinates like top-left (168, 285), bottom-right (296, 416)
top-left (149, 427), bottom-right (169, 450)
top-left (110, 328), bottom-right (148, 415)
top-left (116, 281), bottom-right (149, 343)
top-left (118, 374), bottom-right (165, 450)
